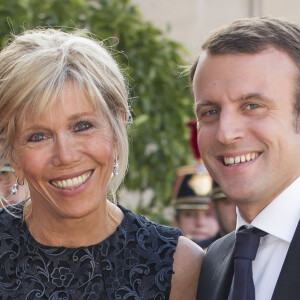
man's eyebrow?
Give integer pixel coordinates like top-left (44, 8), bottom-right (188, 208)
top-left (194, 99), bottom-right (216, 115)
top-left (238, 93), bottom-right (271, 102)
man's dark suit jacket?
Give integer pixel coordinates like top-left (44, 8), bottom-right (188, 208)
top-left (197, 232), bottom-right (222, 250)
top-left (197, 220), bottom-right (300, 300)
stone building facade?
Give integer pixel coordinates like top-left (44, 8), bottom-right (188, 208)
top-left (132, 0), bottom-right (300, 62)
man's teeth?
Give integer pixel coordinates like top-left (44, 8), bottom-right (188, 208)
top-left (51, 171), bottom-right (92, 189)
top-left (224, 153), bottom-right (258, 165)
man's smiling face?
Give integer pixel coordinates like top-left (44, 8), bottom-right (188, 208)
top-left (193, 47), bottom-right (300, 221)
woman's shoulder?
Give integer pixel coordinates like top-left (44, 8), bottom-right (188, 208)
top-left (119, 207), bottom-right (204, 300)
top-left (173, 235), bottom-right (204, 266)
top-left (120, 205), bottom-right (182, 242)
top-left (170, 236), bottom-right (204, 299)
top-left (114, 205), bottom-right (184, 297)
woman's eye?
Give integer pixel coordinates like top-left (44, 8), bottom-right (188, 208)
top-left (27, 133), bottom-right (45, 142)
top-left (74, 121), bottom-right (93, 132)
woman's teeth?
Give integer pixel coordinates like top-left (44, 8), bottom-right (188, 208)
top-left (224, 153), bottom-right (258, 165)
top-left (50, 171), bottom-right (92, 189)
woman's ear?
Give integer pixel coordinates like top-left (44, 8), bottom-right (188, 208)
top-left (112, 137), bottom-right (119, 159)
top-left (9, 150), bottom-right (24, 182)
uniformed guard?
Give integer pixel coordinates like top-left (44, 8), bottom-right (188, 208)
top-left (172, 121), bottom-right (219, 244)
top-left (197, 181), bottom-right (236, 249)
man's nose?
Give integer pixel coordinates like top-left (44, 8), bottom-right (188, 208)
top-left (216, 111), bottom-right (244, 144)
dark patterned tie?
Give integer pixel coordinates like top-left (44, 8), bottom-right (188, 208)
top-left (231, 226), bottom-right (267, 300)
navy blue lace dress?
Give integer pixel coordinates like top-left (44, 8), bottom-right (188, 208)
top-left (0, 203), bottom-right (181, 299)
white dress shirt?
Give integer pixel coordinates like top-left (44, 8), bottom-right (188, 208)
top-left (236, 176), bottom-right (300, 300)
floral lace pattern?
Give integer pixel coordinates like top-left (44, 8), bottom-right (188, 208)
top-left (0, 204), bottom-right (181, 299)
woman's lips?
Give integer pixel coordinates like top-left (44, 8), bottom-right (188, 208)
top-left (49, 170), bottom-right (93, 189)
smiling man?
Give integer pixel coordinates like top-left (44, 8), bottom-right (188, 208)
top-left (191, 17), bottom-right (300, 300)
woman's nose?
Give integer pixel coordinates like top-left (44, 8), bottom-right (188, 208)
top-left (52, 135), bottom-right (81, 167)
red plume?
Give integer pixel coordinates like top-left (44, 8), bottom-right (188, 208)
top-left (187, 120), bottom-right (201, 160)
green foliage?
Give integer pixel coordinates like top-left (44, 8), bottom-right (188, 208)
top-left (0, 0), bottom-right (194, 212)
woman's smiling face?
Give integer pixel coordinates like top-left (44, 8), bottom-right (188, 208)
top-left (11, 82), bottom-right (115, 220)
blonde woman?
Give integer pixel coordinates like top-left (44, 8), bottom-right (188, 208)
top-left (0, 29), bottom-right (203, 299)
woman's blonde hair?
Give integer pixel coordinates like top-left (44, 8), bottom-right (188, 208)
top-left (0, 28), bottom-right (131, 202)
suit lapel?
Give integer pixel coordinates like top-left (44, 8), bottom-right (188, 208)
top-left (197, 232), bottom-right (235, 300)
top-left (210, 232), bottom-right (235, 300)
top-left (272, 219), bottom-right (300, 300)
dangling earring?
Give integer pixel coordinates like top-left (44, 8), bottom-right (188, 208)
top-left (11, 177), bottom-right (24, 195)
top-left (112, 158), bottom-right (119, 176)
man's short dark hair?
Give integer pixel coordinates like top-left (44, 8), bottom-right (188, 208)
top-left (190, 17), bottom-right (300, 130)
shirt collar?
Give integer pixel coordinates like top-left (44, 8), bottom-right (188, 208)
top-left (236, 176), bottom-right (300, 242)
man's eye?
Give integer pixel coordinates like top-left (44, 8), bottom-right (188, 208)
top-left (27, 133), bottom-right (45, 142)
top-left (74, 121), bottom-right (92, 132)
top-left (246, 103), bottom-right (260, 110)
top-left (204, 109), bottom-right (219, 116)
